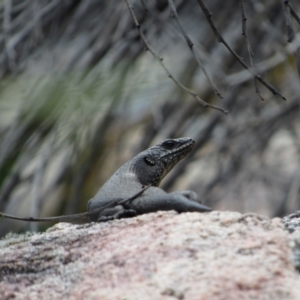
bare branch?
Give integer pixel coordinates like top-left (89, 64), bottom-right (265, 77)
top-left (227, 33), bottom-right (300, 85)
top-left (167, 0), bottom-right (223, 99)
top-left (196, 0), bottom-right (286, 101)
top-left (124, 0), bottom-right (228, 114)
top-left (239, 0), bottom-right (264, 100)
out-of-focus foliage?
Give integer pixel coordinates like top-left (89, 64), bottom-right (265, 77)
top-left (0, 0), bottom-right (300, 235)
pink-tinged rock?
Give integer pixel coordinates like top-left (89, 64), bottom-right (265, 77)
top-left (0, 211), bottom-right (299, 300)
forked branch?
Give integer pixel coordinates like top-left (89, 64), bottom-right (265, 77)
top-left (167, 0), bottom-right (223, 99)
top-left (196, 0), bottom-right (286, 101)
top-left (124, 0), bottom-right (228, 114)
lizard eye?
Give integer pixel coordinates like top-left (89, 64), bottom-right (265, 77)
top-left (162, 140), bottom-right (176, 149)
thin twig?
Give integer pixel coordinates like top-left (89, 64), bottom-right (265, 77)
top-left (124, 0), bottom-right (228, 114)
top-left (295, 48), bottom-right (300, 78)
top-left (284, 1), bottom-right (295, 42)
top-left (239, 0), bottom-right (264, 100)
top-left (196, 0), bottom-right (286, 101)
top-left (167, 0), bottom-right (223, 99)
top-left (285, 1), bottom-right (300, 25)
top-left (3, 0), bottom-right (16, 70)
top-left (0, 186), bottom-right (151, 222)
top-left (284, 1), bottom-right (300, 79)
top-left (227, 33), bottom-right (300, 85)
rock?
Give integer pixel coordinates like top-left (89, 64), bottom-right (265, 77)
top-left (283, 211), bottom-right (300, 233)
top-left (0, 211), bottom-right (299, 300)
top-left (283, 211), bottom-right (300, 272)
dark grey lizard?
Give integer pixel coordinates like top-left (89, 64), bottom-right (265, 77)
top-left (0, 137), bottom-right (211, 223)
top-left (88, 137), bottom-right (210, 221)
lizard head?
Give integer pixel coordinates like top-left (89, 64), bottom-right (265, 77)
top-left (133, 137), bottom-right (195, 186)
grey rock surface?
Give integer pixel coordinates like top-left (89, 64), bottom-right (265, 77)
top-left (1, 211), bottom-right (300, 300)
top-left (283, 211), bottom-right (300, 272)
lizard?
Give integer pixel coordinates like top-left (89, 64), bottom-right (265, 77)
top-left (0, 137), bottom-right (211, 223)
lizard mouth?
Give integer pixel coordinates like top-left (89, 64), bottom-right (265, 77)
top-left (161, 140), bottom-right (195, 158)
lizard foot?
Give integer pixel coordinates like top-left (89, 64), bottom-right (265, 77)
top-left (97, 209), bottom-right (137, 222)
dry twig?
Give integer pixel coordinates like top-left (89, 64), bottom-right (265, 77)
top-left (196, 0), bottom-right (286, 101)
top-left (239, 0), bottom-right (263, 100)
top-left (124, 0), bottom-right (228, 114)
top-left (284, 1), bottom-right (300, 78)
top-left (167, 0), bottom-right (223, 99)
top-left (285, 1), bottom-right (300, 25)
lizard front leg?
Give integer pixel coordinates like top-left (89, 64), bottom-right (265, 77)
top-left (129, 191), bottom-right (211, 215)
top-left (97, 209), bottom-right (137, 222)
top-left (89, 205), bottom-right (137, 222)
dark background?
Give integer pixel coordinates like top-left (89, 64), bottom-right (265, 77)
top-left (0, 0), bottom-right (300, 235)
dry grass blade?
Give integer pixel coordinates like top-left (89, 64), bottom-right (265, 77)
top-left (7, 0), bottom-right (61, 50)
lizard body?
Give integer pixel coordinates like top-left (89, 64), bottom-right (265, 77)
top-left (88, 137), bottom-right (210, 221)
top-left (0, 137), bottom-right (211, 223)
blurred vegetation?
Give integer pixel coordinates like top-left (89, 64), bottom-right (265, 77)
top-left (0, 0), bottom-right (300, 235)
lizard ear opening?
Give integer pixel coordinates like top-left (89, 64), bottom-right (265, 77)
top-left (144, 156), bottom-right (156, 166)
